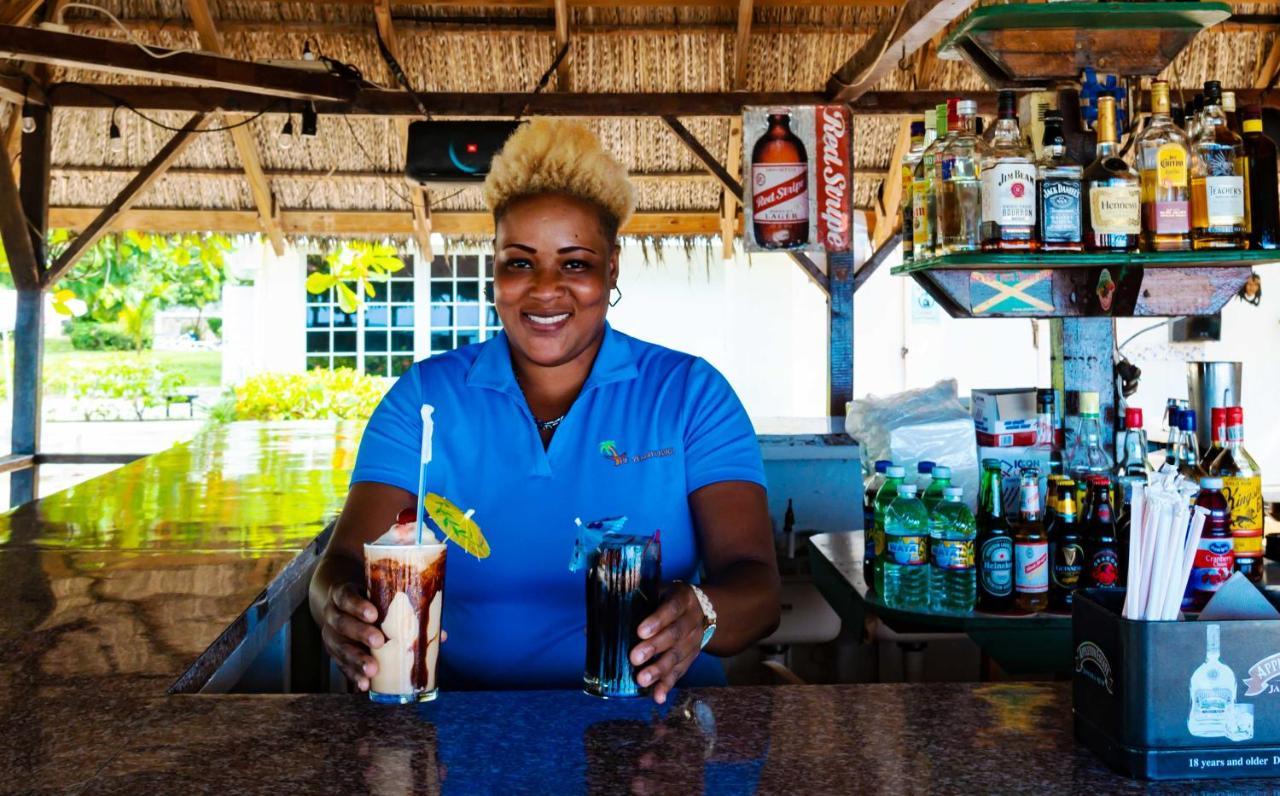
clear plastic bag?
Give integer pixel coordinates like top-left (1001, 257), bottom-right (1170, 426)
top-left (846, 379), bottom-right (980, 511)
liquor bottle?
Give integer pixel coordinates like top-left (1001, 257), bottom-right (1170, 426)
top-left (1187, 624), bottom-right (1237, 738)
top-left (1171, 92), bottom-right (1187, 131)
top-left (862, 459), bottom-right (891, 581)
top-left (976, 459), bottom-right (1015, 612)
top-left (1190, 81), bottom-right (1248, 250)
top-left (1212, 407), bottom-right (1263, 584)
top-left (1165, 408), bottom-right (1206, 484)
top-left (1186, 478), bottom-right (1234, 610)
top-left (929, 486), bottom-right (977, 613)
top-left (981, 89), bottom-right (1038, 251)
top-left (1065, 391), bottom-right (1115, 492)
top-left (883, 483), bottom-right (931, 610)
top-left (751, 112), bottom-right (809, 249)
top-left (1116, 406), bottom-right (1152, 509)
top-left (1222, 90), bottom-right (1240, 136)
top-left (1013, 470), bottom-right (1049, 614)
top-left (900, 120), bottom-right (927, 263)
top-left (911, 104), bottom-right (948, 261)
top-left (1242, 104), bottom-right (1280, 250)
top-left (1084, 476), bottom-right (1121, 589)
top-left (1084, 95), bottom-right (1141, 252)
top-left (937, 99), bottom-right (982, 254)
top-left (1036, 111), bottom-right (1084, 252)
top-left (1048, 480), bottom-right (1084, 613)
top-left (871, 465), bottom-right (907, 593)
top-left (1136, 80), bottom-right (1192, 251)
top-left (1201, 407), bottom-right (1226, 474)
top-left (1031, 388), bottom-right (1063, 475)
top-left (1187, 94), bottom-right (1204, 142)
top-left (922, 464), bottom-right (952, 514)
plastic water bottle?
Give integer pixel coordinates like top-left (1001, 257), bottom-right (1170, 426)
top-left (922, 465), bottom-right (952, 514)
top-left (930, 486), bottom-right (977, 612)
top-left (872, 466), bottom-right (907, 594)
top-left (883, 483), bottom-right (931, 610)
top-left (915, 460), bottom-right (936, 492)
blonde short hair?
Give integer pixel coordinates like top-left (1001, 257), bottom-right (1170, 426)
top-left (482, 118), bottom-right (635, 238)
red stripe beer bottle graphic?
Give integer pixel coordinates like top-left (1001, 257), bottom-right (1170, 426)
top-left (751, 112), bottom-right (810, 249)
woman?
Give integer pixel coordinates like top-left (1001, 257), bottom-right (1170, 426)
top-left (310, 119), bottom-right (780, 704)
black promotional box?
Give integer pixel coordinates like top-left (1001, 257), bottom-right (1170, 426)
top-left (1073, 588), bottom-right (1280, 780)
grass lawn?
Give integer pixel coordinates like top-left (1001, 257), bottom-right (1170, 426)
top-left (43, 339), bottom-right (222, 388)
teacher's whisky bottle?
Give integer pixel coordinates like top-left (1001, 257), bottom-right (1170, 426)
top-left (751, 112), bottom-right (809, 249)
top-left (976, 459), bottom-right (1014, 612)
top-left (1136, 80), bottom-right (1192, 251)
top-left (1191, 81), bottom-right (1248, 249)
top-left (1084, 95), bottom-right (1141, 252)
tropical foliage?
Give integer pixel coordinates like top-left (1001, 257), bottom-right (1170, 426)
top-left (305, 241), bottom-right (405, 314)
top-left (50, 354), bottom-right (189, 421)
top-left (221, 368), bottom-right (389, 422)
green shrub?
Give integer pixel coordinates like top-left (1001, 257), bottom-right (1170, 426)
top-left (207, 317), bottom-right (223, 340)
top-left (226, 368), bottom-right (389, 422)
top-left (60, 354), bottom-right (188, 420)
top-left (67, 321), bottom-right (148, 351)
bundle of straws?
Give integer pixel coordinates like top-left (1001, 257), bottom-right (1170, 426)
top-left (1122, 467), bottom-right (1210, 621)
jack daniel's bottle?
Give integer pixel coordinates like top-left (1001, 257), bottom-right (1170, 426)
top-left (1036, 112), bottom-right (1084, 252)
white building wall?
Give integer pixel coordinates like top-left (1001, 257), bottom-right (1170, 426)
top-left (221, 241), bottom-right (307, 386)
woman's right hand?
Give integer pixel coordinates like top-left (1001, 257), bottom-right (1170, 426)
top-left (320, 582), bottom-right (385, 692)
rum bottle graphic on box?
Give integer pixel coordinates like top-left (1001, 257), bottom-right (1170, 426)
top-left (1188, 624), bottom-right (1238, 738)
top-left (751, 112), bottom-right (809, 249)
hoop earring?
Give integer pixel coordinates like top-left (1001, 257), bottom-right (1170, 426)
top-left (609, 285), bottom-right (622, 307)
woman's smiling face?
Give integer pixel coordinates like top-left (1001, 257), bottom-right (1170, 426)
top-left (493, 192), bottom-right (618, 369)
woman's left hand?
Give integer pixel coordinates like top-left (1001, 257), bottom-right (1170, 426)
top-left (630, 583), bottom-right (706, 705)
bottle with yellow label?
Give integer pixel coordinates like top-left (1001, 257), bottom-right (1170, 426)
top-left (1136, 80), bottom-right (1191, 251)
top-left (1210, 406), bottom-right (1263, 583)
top-left (1084, 95), bottom-right (1140, 252)
top-left (1190, 81), bottom-right (1248, 249)
top-left (900, 119), bottom-right (927, 264)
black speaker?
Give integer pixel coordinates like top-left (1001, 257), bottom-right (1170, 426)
top-left (404, 121), bottom-right (521, 184)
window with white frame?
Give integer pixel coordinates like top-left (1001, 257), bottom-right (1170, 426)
top-left (304, 251), bottom-right (500, 378)
top-left (305, 254), bottom-right (417, 377)
top-left (428, 253), bottom-right (501, 355)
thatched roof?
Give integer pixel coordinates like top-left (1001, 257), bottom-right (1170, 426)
top-left (10, 0), bottom-right (1280, 242)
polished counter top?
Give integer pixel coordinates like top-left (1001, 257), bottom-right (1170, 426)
top-left (1, 423), bottom-right (1270, 793)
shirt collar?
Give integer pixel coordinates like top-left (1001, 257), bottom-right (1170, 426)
top-left (465, 322), bottom-right (638, 396)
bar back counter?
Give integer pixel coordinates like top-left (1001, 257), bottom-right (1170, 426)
top-left (0, 423), bottom-right (1264, 793)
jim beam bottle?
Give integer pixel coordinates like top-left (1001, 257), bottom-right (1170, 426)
top-left (751, 112), bottom-right (810, 249)
top-left (1191, 81), bottom-right (1248, 250)
top-left (1136, 80), bottom-right (1192, 251)
top-left (981, 90), bottom-right (1038, 251)
top-left (1084, 95), bottom-right (1141, 252)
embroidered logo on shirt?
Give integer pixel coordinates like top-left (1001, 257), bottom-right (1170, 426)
top-left (599, 440), bottom-right (627, 466)
top-left (599, 440), bottom-right (673, 467)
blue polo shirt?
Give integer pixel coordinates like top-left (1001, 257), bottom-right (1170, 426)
top-left (351, 323), bottom-right (766, 690)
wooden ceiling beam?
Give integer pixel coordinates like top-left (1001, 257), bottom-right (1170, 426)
top-left (721, 0), bottom-right (751, 260)
top-left (45, 112), bottom-right (211, 286)
top-left (185, 0), bottom-right (287, 256)
top-left (191, 0), bottom-right (898, 8)
top-left (872, 119), bottom-right (912, 251)
top-left (0, 120), bottom-right (41, 289)
top-left (0, 1), bottom-right (43, 26)
top-left (46, 208), bottom-right (731, 237)
top-left (52, 165), bottom-right (792, 181)
top-left (826, 0), bottom-right (976, 103)
top-left (0, 24), bottom-right (357, 102)
top-left (553, 0), bottom-right (572, 91)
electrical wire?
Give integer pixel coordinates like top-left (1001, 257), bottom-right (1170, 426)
top-left (828, 2), bottom-right (910, 93)
top-left (59, 2), bottom-right (198, 59)
top-left (342, 116), bottom-right (413, 205)
top-left (61, 84), bottom-right (284, 132)
top-left (1117, 318), bottom-right (1175, 352)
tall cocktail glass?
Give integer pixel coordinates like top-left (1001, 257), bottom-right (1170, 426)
top-left (364, 535), bottom-right (447, 704)
top-left (584, 533), bottom-right (661, 698)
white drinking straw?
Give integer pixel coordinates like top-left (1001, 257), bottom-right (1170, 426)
top-left (1168, 506), bottom-right (1208, 621)
top-left (1122, 482), bottom-right (1146, 619)
top-left (1136, 494), bottom-right (1165, 619)
top-left (1159, 503), bottom-right (1190, 621)
top-left (416, 405), bottom-right (435, 545)
top-left (1147, 501), bottom-right (1178, 620)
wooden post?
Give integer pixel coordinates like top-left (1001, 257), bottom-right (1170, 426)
top-left (1051, 318), bottom-right (1117, 457)
top-left (9, 102), bottom-right (49, 507)
top-left (828, 249), bottom-right (855, 417)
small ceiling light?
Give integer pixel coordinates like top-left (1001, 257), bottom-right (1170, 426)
top-left (20, 104), bottom-right (36, 134)
top-left (302, 40), bottom-right (316, 61)
top-left (301, 103), bottom-right (317, 137)
top-left (108, 107), bottom-right (124, 155)
top-left (278, 116), bottom-right (295, 151)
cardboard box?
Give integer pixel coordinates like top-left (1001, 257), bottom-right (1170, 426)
top-left (977, 445), bottom-right (1054, 515)
top-left (1073, 589), bottom-right (1280, 780)
top-left (976, 430), bottom-right (1038, 448)
top-left (971, 388), bottom-right (1038, 436)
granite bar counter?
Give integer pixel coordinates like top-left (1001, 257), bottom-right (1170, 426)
top-left (1, 423), bottom-right (1273, 794)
